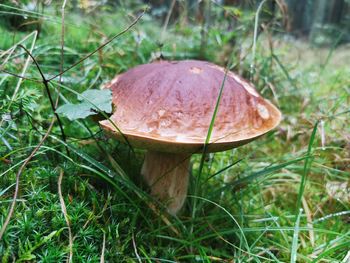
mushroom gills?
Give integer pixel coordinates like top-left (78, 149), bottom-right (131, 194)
top-left (141, 151), bottom-right (190, 215)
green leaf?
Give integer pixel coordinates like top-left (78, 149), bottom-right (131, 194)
top-left (78, 89), bottom-right (112, 113)
top-left (56, 103), bottom-right (93, 120)
top-left (56, 89), bottom-right (112, 120)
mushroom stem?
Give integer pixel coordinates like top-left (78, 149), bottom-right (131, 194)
top-left (141, 151), bottom-right (191, 215)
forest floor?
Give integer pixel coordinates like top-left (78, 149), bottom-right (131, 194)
top-left (0, 3), bottom-right (349, 262)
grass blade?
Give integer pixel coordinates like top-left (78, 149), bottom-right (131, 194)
top-left (291, 208), bottom-right (303, 263)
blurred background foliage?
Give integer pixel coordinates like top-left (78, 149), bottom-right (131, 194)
top-left (0, 0), bottom-right (349, 262)
top-left (1, 0), bottom-right (350, 45)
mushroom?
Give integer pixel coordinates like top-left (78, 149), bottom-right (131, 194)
top-left (100, 60), bottom-right (281, 215)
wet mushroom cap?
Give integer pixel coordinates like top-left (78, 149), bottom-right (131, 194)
top-left (100, 60), bottom-right (281, 153)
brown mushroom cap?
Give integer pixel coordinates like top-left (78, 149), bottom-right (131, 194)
top-left (100, 60), bottom-right (281, 153)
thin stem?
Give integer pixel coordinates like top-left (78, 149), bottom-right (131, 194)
top-left (0, 69), bottom-right (41, 83)
top-left (100, 231), bottom-right (106, 263)
top-left (58, 168), bottom-right (73, 263)
top-left (18, 44), bottom-right (69, 154)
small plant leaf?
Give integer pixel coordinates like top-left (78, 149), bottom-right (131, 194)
top-left (56, 103), bottom-right (94, 120)
top-left (56, 89), bottom-right (112, 120)
top-left (78, 89), bottom-right (112, 113)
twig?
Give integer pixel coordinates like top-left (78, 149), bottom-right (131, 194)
top-left (0, 117), bottom-right (56, 240)
top-left (100, 231), bottom-right (106, 263)
top-left (17, 44), bottom-right (69, 155)
top-left (0, 45), bottom-right (15, 67)
top-left (342, 251), bottom-right (350, 263)
top-left (0, 69), bottom-right (41, 83)
top-left (132, 232), bottom-right (142, 263)
top-left (58, 168), bottom-right (73, 263)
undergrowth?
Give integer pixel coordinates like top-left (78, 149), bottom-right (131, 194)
top-left (0, 1), bottom-right (349, 262)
